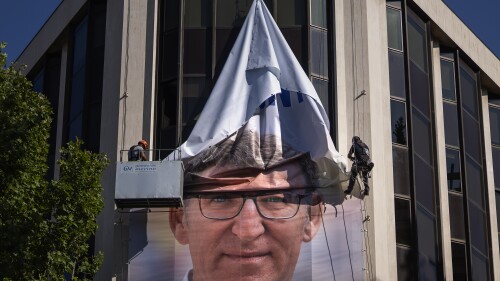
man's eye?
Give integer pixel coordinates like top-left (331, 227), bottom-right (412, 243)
top-left (212, 197), bottom-right (227, 203)
top-left (263, 196), bottom-right (284, 203)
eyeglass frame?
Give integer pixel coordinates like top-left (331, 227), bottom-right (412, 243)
top-left (184, 189), bottom-right (319, 221)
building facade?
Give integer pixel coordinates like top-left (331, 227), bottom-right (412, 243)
top-left (16, 0), bottom-right (500, 280)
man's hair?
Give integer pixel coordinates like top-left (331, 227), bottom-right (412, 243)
top-left (184, 128), bottom-right (319, 186)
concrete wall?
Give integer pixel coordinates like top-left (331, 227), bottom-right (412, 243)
top-left (430, 40), bottom-right (454, 281)
top-left (335, 0), bottom-right (397, 279)
top-left (97, 0), bottom-right (159, 279)
top-left (481, 92), bottom-right (500, 281)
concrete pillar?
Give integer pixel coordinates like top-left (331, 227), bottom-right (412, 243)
top-left (430, 40), bottom-right (454, 280)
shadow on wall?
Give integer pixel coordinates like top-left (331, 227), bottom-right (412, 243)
top-left (128, 209), bottom-right (148, 261)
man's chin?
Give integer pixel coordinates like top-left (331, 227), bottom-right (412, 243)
top-left (196, 258), bottom-right (291, 281)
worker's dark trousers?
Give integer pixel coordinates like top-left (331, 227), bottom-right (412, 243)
top-left (346, 165), bottom-right (369, 193)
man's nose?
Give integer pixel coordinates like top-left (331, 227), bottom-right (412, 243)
top-left (231, 198), bottom-right (265, 241)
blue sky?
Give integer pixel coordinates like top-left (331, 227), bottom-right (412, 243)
top-left (0, 0), bottom-right (499, 66)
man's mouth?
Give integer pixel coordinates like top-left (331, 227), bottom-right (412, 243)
top-left (223, 251), bottom-right (270, 263)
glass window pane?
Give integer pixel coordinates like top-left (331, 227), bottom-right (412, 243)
top-left (216, 0), bottom-right (253, 27)
top-left (311, 0), bottom-right (326, 28)
top-left (310, 28), bottom-right (328, 77)
top-left (448, 192), bottom-right (465, 240)
top-left (185, 0), bottom-right (211, 27)
top-left (386, 7), bottom-right (403, 51)
top-left (277, 0), bottom-right (306, 26)
top-left (440, 59), bottom-right (456, 101)
top-left (397, 246), bottom-right (415, 281)
top-left (495, 191), bottom-right (500, 232)
top-left (446, 148), bottom-right (461, 192)
top-left (443, 101), bottom-right (460, 147)
top-left (451, 242), bottom-right (467, 281)
top-left (409, 63), bottom-right (430, 117)
top-left (407, 16), bottom-right (427, 72)
top-left (416, 203), bottom-right (438, 280)
top-left (412, 108), bottom-right (432, 162)
top-left (182, 77), bottom-right (211, 141)
top-left (388, 50), bottom-right (406, 99)
top-left (32, 68), bottom-right (44, 93)
top-left (488, 95), bottom-right (500, 107)
top-left (183, 29), bottom-right (208, 74)
top-left (463, 111), bottom-right (481, 162)
top-left (471, 248), bottom-right (489, 281)
top-left (490, 106), bottom-right (500, 146)
top-left (391, 100), bottom-right (407, 145)
top-left (393, 145), bottom-right (411, 196)
top-left (460, 66), bottom-right (478, 117)
top-left (156, 82), bottom-right (178, 156)
top-left (164, 0), bottom-right (180, 30)
top-left (468, 203), bottom-right (487, 253)
top-left (162, 31), bottom-right (179, 80)
top-left (466, 156), bottom-right (484, 208)
top-left (395, 198), bottom-right (412, 245)
top-left (312, 78), bottom-right (329, 115)
top-left (281, 28), bottom-right (307, 70)
top-left (493, 148), bottom-right (500, 190)
top-left (414, 155), bottom-right (435, 213)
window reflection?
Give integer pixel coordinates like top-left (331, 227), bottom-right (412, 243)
top-left (311, 0), bottom-right (326, 28)
top-left (393, 145), bottom-right (410, 196)
top-left (310, 28), bottom-right (328, 77)
top-left (407, 16), bottom-right (427, 72)
top-left (449, 193), bottom-right (465, 240)
top-left (391, 100), bottom-right (407, 145)
top-left (451, 242), bottom-right (467, 281)
top-left (443, 101), bottom-right (460, 148)
top-left (446, 148), bottom-right (461, 192)
top-left (387, 7), bottom-right (403, 51)
top-left (389, 51), bottom-right (406, 99)
top-left (440, 59), bottom-right (456, 101)
top-left (489, 106), bottom-right (500, 146)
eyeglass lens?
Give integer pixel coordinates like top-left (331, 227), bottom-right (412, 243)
top-left (198, 192), bottom-right (302, 220)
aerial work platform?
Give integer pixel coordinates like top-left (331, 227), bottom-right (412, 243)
top-left (114, 153), bottom-right (184, 208)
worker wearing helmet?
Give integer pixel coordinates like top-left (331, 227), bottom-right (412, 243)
top-left (129, 139), bottom-right (148, 161)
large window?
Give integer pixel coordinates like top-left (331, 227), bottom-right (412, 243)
top-left (387, 2), bottom-right (443, 279)
top-left (440, 49), bottom-right (492, 280)
top-left (156, 0), bottom-right (335, 152)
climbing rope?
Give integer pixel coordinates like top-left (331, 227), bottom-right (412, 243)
top-left (341, 204), bottom-right (356, 281)
top-left (320, 209), bottom-right (337, 281)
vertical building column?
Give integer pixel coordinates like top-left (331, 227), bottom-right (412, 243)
top-left (481, 92), bottom-right (500, 281)
top-left (97, 0), bottom-right (126, 279)
top-left (362, 0), bottom-right (397, 280)
top-left (53, 43), bottom-right (68, 179)
top-left (430, 40), bottom-right (454, 280)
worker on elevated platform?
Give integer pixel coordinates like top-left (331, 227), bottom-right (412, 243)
top-left (345, 136), bottom-right (374, 196)
top-left (128, 139), bottom-right (148, 161)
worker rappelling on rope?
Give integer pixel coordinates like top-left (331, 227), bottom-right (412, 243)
top-left (345, 136), bottom-right (374, 196)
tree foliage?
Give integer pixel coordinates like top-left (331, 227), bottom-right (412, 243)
top-left (0, 43), bottom-right (109, 280)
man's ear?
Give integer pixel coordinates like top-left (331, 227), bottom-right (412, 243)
top-left (169, 208), bottom-right (189, 245)
top-left (303, 204), bottom-right (322, 242)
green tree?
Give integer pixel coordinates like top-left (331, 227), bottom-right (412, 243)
top-left (0, 43), bottom-right (109, 280)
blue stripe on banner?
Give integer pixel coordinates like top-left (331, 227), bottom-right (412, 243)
top-left (297, 92), bottom-right (304, 103)
top-left (269, 95), bottom-right (275, 105)
top-left (259, 100), bottom-right (265, 109)
top-left (280, 89), bottom-right (291, 107)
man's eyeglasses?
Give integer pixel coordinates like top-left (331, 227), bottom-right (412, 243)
top-left (188, 190), bottom-right (317, 220)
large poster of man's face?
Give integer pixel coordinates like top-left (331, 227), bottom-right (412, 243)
top-left (121, 126), bottom-right (366, 281)
top-left (123, 198), bottom-right (365, 281)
